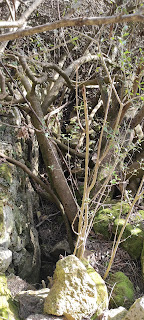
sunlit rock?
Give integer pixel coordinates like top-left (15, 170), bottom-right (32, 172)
top-left (44, 255), bottom-right (98, 320)
top-left (122, 296), bottom-right (144, 320)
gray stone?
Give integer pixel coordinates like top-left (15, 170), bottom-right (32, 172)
top-left (0, 248), bottom-right (12, 272)
top-left (0, 204), bottom-right (14, 248)
top-left (122, 296), bottom-right (144, 320)
top-left (50, 240), bottom-right (71, 261)
top-left (26, 315), bottom-right (64, 320)
top-left (7, 274), bottom-right (35, 297)
top-left (16, 288), bottom-right (50, 319)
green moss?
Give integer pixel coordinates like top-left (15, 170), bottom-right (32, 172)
top-left (113, 218), bottom-right (144, 259)
top-left (108, 272), bottom-right (134, 309)
top-left (93, 202), bottom-right (130, 239)
top-left (82, 259), bottom-right (108, 317)
top-left (0, 163), bottom-right (12, 185)
top-left (93, 202), bottom-right (143, 259)
top-left (0, 274), bottom-right (20, 320)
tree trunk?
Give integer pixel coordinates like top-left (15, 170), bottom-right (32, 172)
top-left (27, 88), bottom-right (78, 226)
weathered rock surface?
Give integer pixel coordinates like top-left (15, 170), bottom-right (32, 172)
top-left (122, 296), bottom-right (144, 320)
top-left (16, 288), bottom-right (50, 319)
top-left (7, 274), bottom-right (35, 297)
top-left (102, 306), bottom-right (127, 320)
top-left (0, 247), bottom-right (12, 272)
top-left (0, 273), bottom-right (20, 320)
top-left (26, 315), bottom-right (64, 320)
top-left (0, 118), bottom-right (41, 283)
top-left (50, 240), bottom-right (71, 261)
top-left (44, 255), bottom-right (98, 320)
top-left (82, 259), bottom-right (108, 317)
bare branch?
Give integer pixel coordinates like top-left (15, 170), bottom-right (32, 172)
top-left (43, 63), bottom-right (74, 89)
top-left (119, 64), bottom-right (144, 123)
top-left (19, 0), bottom-right (44, 24)
top-left (0, 13), bottom-right (143, 42)
top-left (0, 152), bottom-right (59, 204)
top-left (42, 53), bottom-right (99, 115)
top-left (0, 0), bottom-right (44, 28)
top-left (5, 0), bottom-right (15, 20)
top-left (0, 70), bottom-right (8, 100)
top-left (18, 54), bottom-right (48, 84)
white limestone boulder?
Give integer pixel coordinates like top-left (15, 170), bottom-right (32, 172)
top-left (44, 255), bottom-right (98, 320)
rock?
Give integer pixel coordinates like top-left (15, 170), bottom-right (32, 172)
top-left (50, 240), bottom-right (71, 261)
top-left (102, 306), bottom-right (127, 320)
top-left (113, 218), bottom-right (144, 260)
top-left (26, 315), bottom-right (64, 320)
top-left (0, 248), bottom-right (12, 272)
top-left (122, 296), bottom-right (144, 320)
top-left (0, 124), bottom-right (41, 284)
top-left (44, 255), bottom-right (98, 320)
top-left (0, 190), bottom-right (41, 283)
top-left (0, 202), bottom-right (14, 248)
top-left (16, 288), bottom-right (50, 319)
top-left (141, 241), bottom-right (144, 282)
top-left (82, 259), bottom-right (108, 317)
top-left (93, 202), bottom-right (130, 240)
top-left (7, 274), bottom-right (35, 297)
top-left (93, 202), bottom-right (144, 260)
top-left (108, 272), bottom-right (134, 309)
top-left (0, 273), bottom-right (20, 320)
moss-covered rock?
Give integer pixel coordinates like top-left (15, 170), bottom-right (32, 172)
top-left (93, 202), bottom-right (130, 240)
top-left (82, 259), bottom-right (108, 318)
top-left (0, 273), bottom-right (20, 320)
top-left (0, 163), bottom-right (12, 185)
top-left (113, 218), bottom-right (144, 259)
top-left (108, 272), bottom-right (135, 309)
top-left (93, 202), bottom-right (144, 259)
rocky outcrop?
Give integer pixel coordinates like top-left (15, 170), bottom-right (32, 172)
top-left (1, 270), bottom-right (143, 320)
top-left (0, 112), bottom-right (41, 284)
top-left (0, 273), bottom-right (20, 320)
